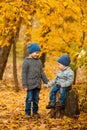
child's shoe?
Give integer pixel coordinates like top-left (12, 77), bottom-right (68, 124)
top-left (25, 114), bottom-right (31, 120)
top-left (56, 101), bottom-right (65, 109)
top-left (46, 102), bottom-right (55, 109)
top-left (33, 112), bottom-right (40, 118)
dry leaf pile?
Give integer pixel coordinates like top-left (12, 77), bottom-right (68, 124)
top-left (0, 64), bottom-right (87, 130)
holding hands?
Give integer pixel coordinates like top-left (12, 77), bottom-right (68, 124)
top-left (44, 84), bottom-right (49, 88)
top-left (44, 81), bottom-right (51, 88)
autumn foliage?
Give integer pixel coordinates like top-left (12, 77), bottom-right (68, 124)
top-left (0, 0), bottom-right (87, 71)
top-left (0, 0), bottom-right (87, 129)
top-left (0, 61), bottom-right (87, 130)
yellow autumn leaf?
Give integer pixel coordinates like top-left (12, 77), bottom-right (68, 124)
top-left (63, 2), bottom-right (68, 7)
top-left (19, 126), bottom-right (28, 130)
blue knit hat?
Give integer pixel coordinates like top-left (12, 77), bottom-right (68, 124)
top-left (28, 42), bottom-right (41, 54)
top-left (57, 55), bottom-right (70, 66)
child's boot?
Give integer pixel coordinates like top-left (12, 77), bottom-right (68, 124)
top-left (46, 102), bottom-right (55, 109)
top-left (33, 112), bottom-right (40, 118)
top-left (56, 101), bottom-right (65, 109)
top-left (25, 114), bottom-right (31, 120)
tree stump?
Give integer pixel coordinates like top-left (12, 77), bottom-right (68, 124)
top-left (48, 88), bottom-right (80, 118)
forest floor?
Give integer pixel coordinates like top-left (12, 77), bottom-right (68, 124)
top-left (0, 63), bottom-right (87, 130)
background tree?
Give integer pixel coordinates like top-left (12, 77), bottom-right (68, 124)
top-left (28, 0), bottom-right (87, 82)
top-left (0, 0), bottom-right (32, 80)
top-left (0, 0), bottom-right (87, 83)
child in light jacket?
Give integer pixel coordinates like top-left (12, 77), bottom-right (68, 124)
top-left (45, 55), bottom-right (74, 109)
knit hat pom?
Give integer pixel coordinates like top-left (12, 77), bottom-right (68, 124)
top-left (28, 42), bottom-right (41, 54)
top-left (57, 55), bottom-right (70, 66)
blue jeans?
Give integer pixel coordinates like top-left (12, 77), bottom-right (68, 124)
top-left (25, 88), bottom-right (40, 115)
top-left (50, 85), bottom-right (70, 103)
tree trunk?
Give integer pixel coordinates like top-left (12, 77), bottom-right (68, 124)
top-left (0, 44), bottom-right (12, 79)
top-left (48, 88), bottom-right (80, 118)
top-left (13, 42), bottom-right (19, 92)
top-left (12, 18), bottom-right (22, 92)
top-left (40, 52), bottom-right (46, 67)
top-left (23, 44), bottom-right (29, 58)
top-left (0, 16), bottom-right (22, 80)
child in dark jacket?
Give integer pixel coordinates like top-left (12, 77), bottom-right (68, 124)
top-left (22, 42), bottom-right (48, 119)
top-left (45, 55), bottom-right (74, 109)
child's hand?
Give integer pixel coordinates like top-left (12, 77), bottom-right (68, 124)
top-left (60, 83), bottom-right (64, 87)
top-left (44, 84), bottom-right (49, 88)
top-left (24, 88), bottom-right (28, 91)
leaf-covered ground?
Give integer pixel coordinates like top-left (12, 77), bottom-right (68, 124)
top-left (0, 64), bottom-right (87, 130)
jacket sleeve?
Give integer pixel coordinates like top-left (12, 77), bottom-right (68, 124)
top-left (47, 75), bottom-right (59, 87)
top-left (22, 59), bottom-right (29, 88)
top-left (40, 61), bottom-right (49, 84)
top-left (41, 71), bottom-right (49, 84)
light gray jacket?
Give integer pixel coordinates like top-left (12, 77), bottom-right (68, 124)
top-left (47, 67), bottom-right (74, 87)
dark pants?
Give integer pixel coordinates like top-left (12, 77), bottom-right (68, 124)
top-left (25, 88), bottom-right (40, 115)
top-left (50, 85), bottom-right (70, 103)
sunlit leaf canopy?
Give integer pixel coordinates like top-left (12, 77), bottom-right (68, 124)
top-left (0, 0), bottom-right (87, 58)
top-left (31, 0), bottom-right (87, 55)
top-left (0, 0), bottom-right (32, 46)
